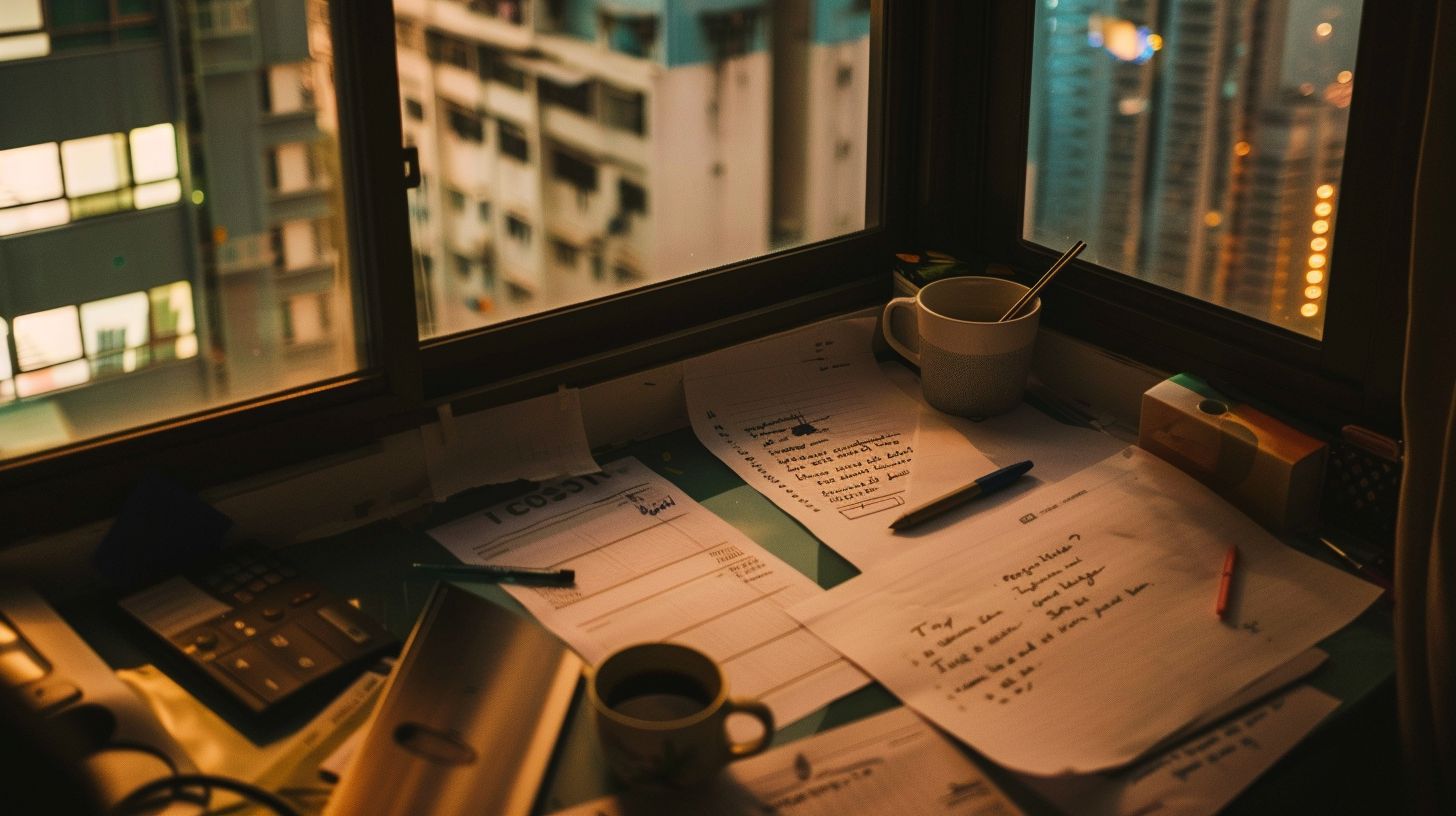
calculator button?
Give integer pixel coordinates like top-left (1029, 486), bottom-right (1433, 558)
top-left (248, 564), bottom-right (268, 577)
top-left (233, 590), bottom-right (254, 604)
top-left (280, 566), bottom-right (298, 578)
top-left (290, 590), bottom-right (317, 607)
top-left (219, 644), bottom-right (301, 702)
top-left (316, 605), bottom-right (371, 645)
top-left (25, 681), bottom-right (80, 714)
top-left (247, 579), bottom-right (268, 593)
top-left (261, 607), bottom-right (284, 622)
top-left (194, 632), bottom-right (219, 650)
top-left (264, 572), bottom-right (284, 585)
top-left (218, 580), bottom-right (241, 594)
top-left (232, 619), bottom-right (248, 631)
top-left (0, 650), bottom-right (46, 685)
top-left (262, 623), bottom-right (340, 679)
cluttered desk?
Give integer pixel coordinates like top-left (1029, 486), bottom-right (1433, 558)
top-left (1, 302), bottom-right (1396, 815)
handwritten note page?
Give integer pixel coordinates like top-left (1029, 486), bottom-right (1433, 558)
top-left (421, 388), bottom-right (600, 501)
top-left (1025, 685), bottom-right (1339, 815)
top-left (428, 457), bottom-right (867, 728)
top-left (684, 317), bottom-right (995, 568)
top-left (789, 447), bottom-right (1381, 776)
top-left (551, 707), bottom-right (1024, 816)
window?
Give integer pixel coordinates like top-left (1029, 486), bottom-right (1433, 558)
top-left (445, 103), bottom-right (485, 142)
top-left (0, 1), bottom-right (367, 475)
top-left (396, 0), bottom-right (881, 349)
top-left (619, 178), bottom-right (647, 214)
top-left (505, 213), bottom-right (531, 244)
top-left (6, 2), bottom-right (909, 539)
top-left (1025, 2), bottom-right (1363, 340)
top-left (0, 124), bottom-right (182, 235)
top-left (600, 84), bottom-right (646, 136)
top-left (550, 236), bottom-right (578, 269)
top-left (540, 78), bottom-right (594, 116)
top-left (551, 149), bottom-right (598, 192)
top-left (939, 1), bottom-right (1428, 433)
top-left (497, 120), bottom-right (529, 162)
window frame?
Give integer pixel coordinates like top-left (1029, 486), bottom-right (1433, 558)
top-left (924, 0), bottom-right (1433, 435)
top-left (0, 1), bottom-right (917, 543)
top-left (0, 1), bottom-right (420, 543)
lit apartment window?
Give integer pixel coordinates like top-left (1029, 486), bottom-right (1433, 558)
top-left (14, 306), bottom-right (84, 373)
top-left (0, 124), bottom-right (181, 236)
top-left (0, 318), bottom-right (13, 401)
top-left (262, 63), bottom-right (315, 115)
top-left (498, 120), bottom-right (529, 163)
top-left (0, 0), bottom-right (48, 62)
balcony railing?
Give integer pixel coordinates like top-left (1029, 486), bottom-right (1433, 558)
top-left (194, 0), bottom-right (255, 38)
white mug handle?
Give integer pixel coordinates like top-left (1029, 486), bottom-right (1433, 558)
top-left (881, 296), bottom-right (921, 365)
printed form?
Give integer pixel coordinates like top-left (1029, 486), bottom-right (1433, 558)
top-left (684, 318), bottom-right (995, 568)
top-left (789, 447), bottom-right (1381, 776)
top-left (553, 706), bottom-right (1024, 816)
top-left (429, 457), bottom-right (868, 728)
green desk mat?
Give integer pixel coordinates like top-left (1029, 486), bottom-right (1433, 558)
top-left (279, 426), bottom-right (1395, 814)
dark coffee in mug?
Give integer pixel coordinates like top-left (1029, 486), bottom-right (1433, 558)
top-left (606, 670), bottom-right (713, 721)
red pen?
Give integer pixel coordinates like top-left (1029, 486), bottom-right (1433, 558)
top-left (1215, 545), bottom-right (1238, 621)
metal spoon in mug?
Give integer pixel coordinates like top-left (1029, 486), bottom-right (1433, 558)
top-left (998, 240), bottom-right (1087, 322)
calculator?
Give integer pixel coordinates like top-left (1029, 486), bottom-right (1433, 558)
top-left (120, 543), bottom-right (396, 715)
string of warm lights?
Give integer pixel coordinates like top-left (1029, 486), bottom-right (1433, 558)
top-left (1301, 184), bottom-right (1336, 319)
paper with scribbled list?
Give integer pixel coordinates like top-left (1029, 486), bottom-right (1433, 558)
top-left (789, 447), bottom-right (1380, 776)
top-left (685, 318), bottom-right (995, 568)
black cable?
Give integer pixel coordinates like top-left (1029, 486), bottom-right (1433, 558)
top-left (109, 773), bottom-right (301, 816)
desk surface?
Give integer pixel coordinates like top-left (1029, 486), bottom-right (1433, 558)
top-left (67, 425), bottom-right (1399, 814)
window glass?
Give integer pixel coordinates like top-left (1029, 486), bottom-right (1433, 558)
top-left (15, 306), bottom-right (84, 371)
top-left (129, 124), bottom-right (179, 183)
top-left (397, 0), bottom-right (875, 337)
top-left (1026, 0), bottom-right (1362, 340)
top-left (61, 133), bottom-right (131, 196)
top-left (0, 0), bottom-right (363, 461)
top-left (0, 143), bottom-right (65, 205)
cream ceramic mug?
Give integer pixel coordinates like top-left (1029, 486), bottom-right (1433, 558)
top-left (882, 277), bottom-right (1040, 418)
top-left (590, 642), bottom-right (774, 788)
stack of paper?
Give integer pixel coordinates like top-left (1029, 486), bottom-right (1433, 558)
top-left (786, 447), bottom-right (1380, 775)
top-left (429, 457), bottom-right (868, 729)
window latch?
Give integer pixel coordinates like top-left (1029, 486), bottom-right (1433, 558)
top-left (403, 146), bottom-right (421, 189)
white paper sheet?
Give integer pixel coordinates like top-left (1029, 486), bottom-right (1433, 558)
top-left (421, 388), bottom-right (600, 501)
top-left (428, 457), bottom-right (868, 729)
top-left (789, 447), bottom-right (1381, 776)
top-left (551, 707), bottom-right (1023, 816)
top-left (1025, 685), bottom-right (1340, 816)
top-left (685, 318), bottom-right (996, 568)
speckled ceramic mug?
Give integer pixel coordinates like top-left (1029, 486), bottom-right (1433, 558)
top-left (590, 642), bottom-right (773, 789)
top-left (882, 277), bottom-right (1040, 418)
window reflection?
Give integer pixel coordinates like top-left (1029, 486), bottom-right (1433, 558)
top-left (1026, 0), bottom-right (1363, 340)
top-left (397, 0), bottom-right (874, 337)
